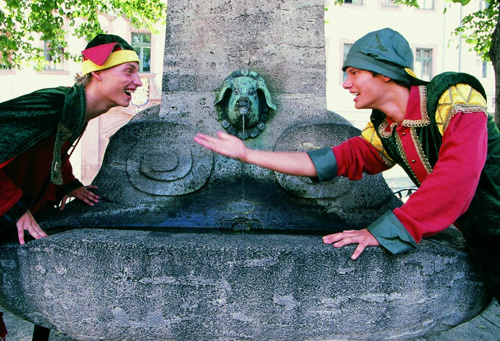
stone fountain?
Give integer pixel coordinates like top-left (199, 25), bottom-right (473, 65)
top-left (0, 1), bottom-right (491, 339)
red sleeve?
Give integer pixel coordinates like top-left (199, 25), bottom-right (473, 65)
top-left (394, 112), bottom-right (488, 243)
top-left (0, 158), bottom-right (24, 216)
top-left (332, 136), bottom-right (390, 180)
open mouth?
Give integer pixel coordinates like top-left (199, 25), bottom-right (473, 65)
top-left (124, 89), bottom-right (135, 97)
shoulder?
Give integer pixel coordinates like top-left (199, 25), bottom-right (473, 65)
top-left (428, 73), bottom-right (487, 134)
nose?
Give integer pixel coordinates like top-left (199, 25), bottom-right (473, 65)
top-left (134, 74), bottom-right (143, 87)
top-left (342, 76), bottom-right (351, 89)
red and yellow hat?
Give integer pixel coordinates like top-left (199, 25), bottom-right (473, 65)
top-left (81, 34), bottom-right (140, 75)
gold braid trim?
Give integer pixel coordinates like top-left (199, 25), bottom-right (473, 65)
top-left (394, 131), bottom-right (420, 185)
top-left (410, 127), bottom-right (433, 174)
top-left (361, 122), bottom-right (396, 167)
top-left (436, 84), bottom-right (487, 135)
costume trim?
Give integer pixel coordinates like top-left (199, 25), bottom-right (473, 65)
top-left (436, 84), bottom-right (487, 135)
top-left (361, 122), bottom-right (395, 167)
top-left (400, 86), bottom-right (430, 128)
top-left (411, 127), bottom-right (433, 175)
top-left (394, 132), bottom-right (420, 185)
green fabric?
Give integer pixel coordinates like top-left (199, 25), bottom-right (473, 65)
top-left (458, 115), bottom-right (500, 302)
top-left (370, 72), bottom-right (500, 302)
top-left (306, 147), bottom-right (337, 182)
top-left (342, 28), bottom-right (427, 87)
top-left (0, 83), bottom-right (87, 185)
top-left (367, 210), bottom-right (417, 254)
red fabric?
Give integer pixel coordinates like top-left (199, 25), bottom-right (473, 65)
top-left (333, 109), bottom-right (488, 244)
top-left (394, 111), bottom-right (488, 242)
top-left (82, 43), bottom-right (123, 65)
top-left (332, 136), bottom-right (389, 180)
top-left (0, 312), bottom-right (7, 341)
top-left (0, 134), bottom-right (76, 216)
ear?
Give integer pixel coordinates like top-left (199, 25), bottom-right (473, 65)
top-left (91, 71), bottom-right (103, 81)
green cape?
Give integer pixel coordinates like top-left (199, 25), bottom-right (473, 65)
top-left (0, 83), bottom-right (87, 185)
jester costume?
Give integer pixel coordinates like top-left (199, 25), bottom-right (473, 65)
top-left (308, 28), bottom-right (500, 302)
top-left (0, 33), bottom-right (140, 232)
top-left (0, 84), bottom-right (87, 229)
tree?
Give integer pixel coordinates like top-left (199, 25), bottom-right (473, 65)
top-left (331, 0), bottom-right (500, 125)
top-left (0, 0), bottom-right (167, 70)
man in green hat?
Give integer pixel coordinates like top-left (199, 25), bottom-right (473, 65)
top-left (0, 33), bottom-right (142, 245)
top-left (195, 28), bottom-right (500, 303)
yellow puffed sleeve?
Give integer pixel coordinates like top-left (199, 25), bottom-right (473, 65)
top-left (361, 121), bottom-right (395, 166)
top-left (435, 84), bottom-right (487, 135)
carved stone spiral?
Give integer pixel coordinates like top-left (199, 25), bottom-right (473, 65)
top-left (274, 120), bottom-right (358, 199)
top-left (126, 123), bottom-right (213, 196)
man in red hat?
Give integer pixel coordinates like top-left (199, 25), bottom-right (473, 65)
top-left (0, 33), bottom-right (142, 245)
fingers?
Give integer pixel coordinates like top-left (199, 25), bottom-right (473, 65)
top-left (60, 186), bottom-right (100, 210)
top-left (351, 243), bottom-right (367, 260)
top-left (323, 229), bottom-right (379, 260)
top-left (80, 187), bottom-right (99, 206)
top-left (322, 230), bottom-right (358, 247)
top-left (16, 210), bottom-right (48, 245)
top-left (59, 197), bottom-right (67, 210)
top-left (194, 132), bottom-right (219, 150)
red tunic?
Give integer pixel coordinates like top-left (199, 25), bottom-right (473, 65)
top-left (332, 85), bottom-right (488, 244)
top-left (0, 134), bottom-right (79, 221)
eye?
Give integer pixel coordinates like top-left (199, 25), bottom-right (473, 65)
top-left (234, 89), bottom-right (240, 95)
top-left (249, 89), bottom-right (255, 95)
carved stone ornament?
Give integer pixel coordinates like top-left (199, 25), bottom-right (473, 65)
top-left (215, 69), bottom-right (276, 139)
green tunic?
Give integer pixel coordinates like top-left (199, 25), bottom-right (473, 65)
top-left (0, 83), bottom-right (87, 185)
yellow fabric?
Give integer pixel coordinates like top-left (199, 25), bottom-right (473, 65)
top-left (81, 50), bottom-right (140, 75)
top-left (435, 84), bottom-right (487, 135)
top-left (361, 121), bottom-right (394, 164)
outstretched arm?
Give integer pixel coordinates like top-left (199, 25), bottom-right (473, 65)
top-left (194, 131), bottom-right (318, 177)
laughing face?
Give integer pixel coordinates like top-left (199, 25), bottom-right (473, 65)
top-left (342, 67), bottom-right (391, 111)
top-left (96, 62), bottom-right (143, 109)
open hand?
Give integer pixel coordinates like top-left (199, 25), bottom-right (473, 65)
top-left (60, 185), bottom-right (99, 210)
top-left (323, 228), bottom-right (380, 260)
top-left (194, 131), bottom-right (247, 161)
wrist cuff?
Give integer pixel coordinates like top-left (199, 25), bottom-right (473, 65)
top-left (367, 210), bottom-right (417, 255)
top-left (306, 147), bottom-right (337, 182)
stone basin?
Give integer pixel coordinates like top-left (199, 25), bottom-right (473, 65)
top-left (0, 227), bottom-right (491, 340)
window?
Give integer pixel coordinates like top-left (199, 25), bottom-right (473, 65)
top-left (482, 61), bottom-right (488, 78)
top-left (344, 0), bottom-right (363, 4)
top-left (415, 48), bottom-right (433, 81)
top-left (342, 43), bottom-right (353, 82)
top-left (44, 41), bottom-right (64, 71)
top-left (380, 0), bottom-right (399, 7)
top-left (131, 33), bottom-right (151, 73)
top-left (417, 0), bottom-right (434, 9)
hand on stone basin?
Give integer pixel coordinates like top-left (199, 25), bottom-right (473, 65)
top-left (16, 210), bottom-right (48, 245)
top-left (60, 185), bottom-right (99, 210)
top-left (323, 228), bottom-right (380, 260)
